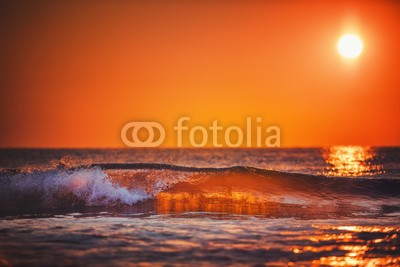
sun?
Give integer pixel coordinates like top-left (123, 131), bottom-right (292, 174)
top-left (337, 34), bottom-right (363, 59)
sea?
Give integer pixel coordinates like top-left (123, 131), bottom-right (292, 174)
top-left (0, 147), bottom-right (399, 266)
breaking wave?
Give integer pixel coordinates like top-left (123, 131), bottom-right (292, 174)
top-left (1, 163), bottom-right (400, 216)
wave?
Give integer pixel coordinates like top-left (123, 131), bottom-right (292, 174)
top-left (1, 163), bottom-right (400, 216)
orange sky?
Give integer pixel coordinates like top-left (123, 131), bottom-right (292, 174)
top-left (0, 0), bottom-right (399, 147)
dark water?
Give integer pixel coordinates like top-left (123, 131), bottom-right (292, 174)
top-left (0, 147), bottom-right (399, 266)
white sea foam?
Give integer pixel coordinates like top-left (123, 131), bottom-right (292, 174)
top-left (0, 167), bottom-right (151, 207)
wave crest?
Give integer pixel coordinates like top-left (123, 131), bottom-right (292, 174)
top-left (0, 167), bottom-right (150, 213)
top-left (1, 163), bottom-right (400, 216)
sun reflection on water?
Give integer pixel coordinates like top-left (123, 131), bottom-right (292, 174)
top-left (303, 225), bottom-right (400, 266)
top-left (0, 215), bottom-right (399, 266)
top-left (155, 191), bottom-right (273, 215)
top-left (323, 146), bottom-right (384, 177)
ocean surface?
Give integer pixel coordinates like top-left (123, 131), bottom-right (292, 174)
top-left (0, 147), bottom-right (399, 266)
